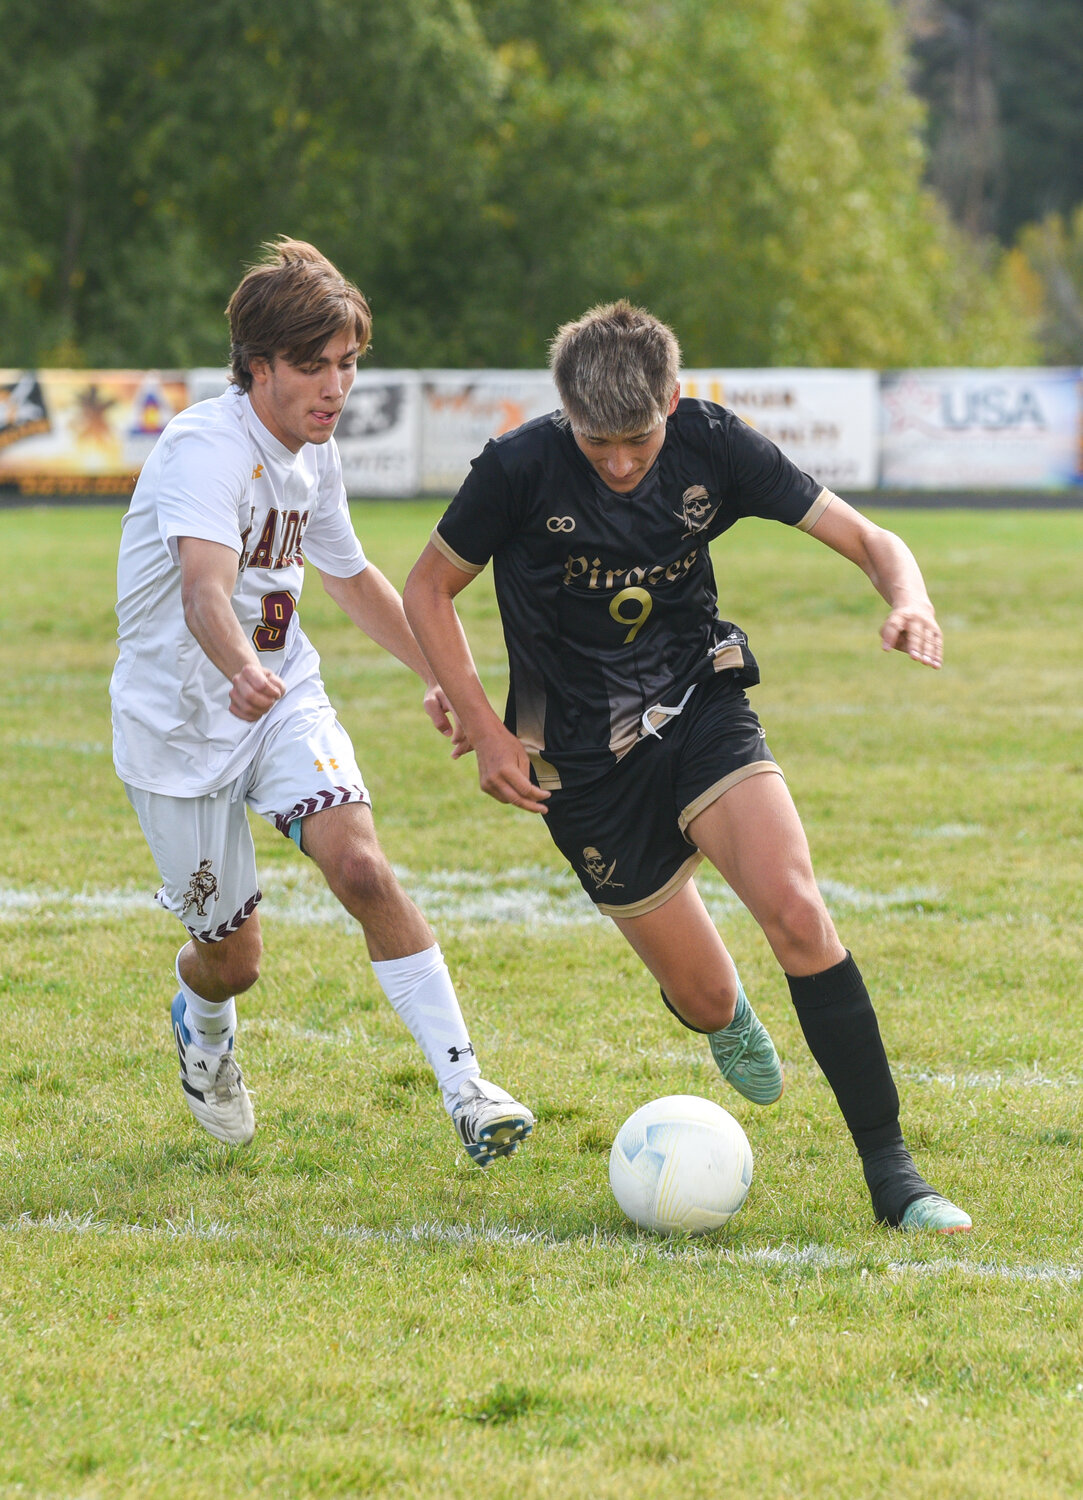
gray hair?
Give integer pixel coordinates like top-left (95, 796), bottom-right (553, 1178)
top-left (548, 300), bottom-right (681, 437)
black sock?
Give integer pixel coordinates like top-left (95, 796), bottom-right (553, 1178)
top-left (659, 986), bottom-right (711, 1034)
top-left (786, 953), bottom-right (935, 1224)
top-left (859, 1142), bottom-right (938, 1226)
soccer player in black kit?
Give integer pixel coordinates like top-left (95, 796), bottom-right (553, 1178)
top-left (404, 300), bottom-right (970, 1233)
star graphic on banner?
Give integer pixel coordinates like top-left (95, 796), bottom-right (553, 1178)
top-left (881, 374), bottom-right (942, 435)
top-left (72, 384), bottom-right (118, 444)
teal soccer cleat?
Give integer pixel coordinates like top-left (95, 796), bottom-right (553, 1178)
top-left (708, 987), bottom-right (784, 1106)
top-left (900, 1194), bottom-right (972, 1234)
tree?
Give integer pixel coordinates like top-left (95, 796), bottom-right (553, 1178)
top-left (482, 0), bottom-right (1032, 366)
top-left (1006, 209), bottom-right (1083, 364)
top-left (0, 0), bottom-right (1036, 370)
top-left (0, 0), bottom-right (506, 366)
top-left (900, 0), bottom-right (1083, 244)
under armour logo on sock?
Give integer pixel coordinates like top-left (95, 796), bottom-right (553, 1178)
top-left (447, 1043), bottom-right (475, 1063)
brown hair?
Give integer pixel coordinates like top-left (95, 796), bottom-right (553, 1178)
top-left (548, 299), bottom-right (681, 437)
top-left (227, 238), bottom-right (372, 391)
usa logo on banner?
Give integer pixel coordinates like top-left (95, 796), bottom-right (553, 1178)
top-left (880, 369), bottom-right (1083, 489)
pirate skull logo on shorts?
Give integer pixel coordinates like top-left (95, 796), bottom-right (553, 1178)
top-left (582, 846), bottom-right (624, 891)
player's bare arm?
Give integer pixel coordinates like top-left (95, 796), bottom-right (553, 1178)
top-left (403, 544), bottom-right (550, 814)
top-left (177, 535), bottom-right (286, 719)
top-left (807, 496), bottom-right (943, 669)
top-left (317, 561), bottom-right (461, 743)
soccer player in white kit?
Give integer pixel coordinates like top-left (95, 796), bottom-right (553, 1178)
top-left (110, 237), bottom-right (532, 1164)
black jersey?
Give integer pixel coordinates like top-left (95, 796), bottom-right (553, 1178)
top-left (433, 398), bottom-right (830, 790)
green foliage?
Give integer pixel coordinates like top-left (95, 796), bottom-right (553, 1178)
top-left (905, 0), bottom-right (1083, 245)
top-left (595, 0), bottom-right (1035, 365)
top-left (0, 0), bottom-right (505, 367)
top-left (993, 0), bottom-right (1083, 239)
top-left (901, 0), bottom-right (1083, 365)
top-left (0, 0), bottom-right (1036, 371)
top-left (1007, 207), bottom-right (1083, 364)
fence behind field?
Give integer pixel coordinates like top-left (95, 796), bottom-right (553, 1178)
top-left (2, 365), bottom-right (1081, 501)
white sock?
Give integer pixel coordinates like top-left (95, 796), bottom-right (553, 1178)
top-left (175, 955), bottom-right (236, 1056)
top-left (371, 944), bottom-right (480, 1112)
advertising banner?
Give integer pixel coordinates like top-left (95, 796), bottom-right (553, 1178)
top-left (0, 369), bottom-right (189, 497)
top-left (335, 371), bottom-right (421, 498)
top-left (879, 368), bottom-right (1083, 489)
top-left (189, 368), bottom-right (422, 497)
top-left (680, 369), bottom-right (879, 491)
top-left (6, 364), bottom-right (1081, 502)
top-left (186, 368), bottom-right (232, 404)
top-left (420, 371), bottom-right (560, 494)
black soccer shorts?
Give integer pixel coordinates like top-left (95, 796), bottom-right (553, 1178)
top-left (543, 676), bottom-right (782, 918)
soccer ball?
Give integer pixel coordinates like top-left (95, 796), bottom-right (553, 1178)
top-left (609, 1094), bottom-right (753, 1235)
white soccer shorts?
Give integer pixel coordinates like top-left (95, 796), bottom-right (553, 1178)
top-left (125, 699), bottom-right (369, 942)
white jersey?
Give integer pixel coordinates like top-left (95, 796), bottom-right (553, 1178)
top-left (110, 386), bottom-right (367, 795)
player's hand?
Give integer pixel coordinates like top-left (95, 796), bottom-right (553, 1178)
top-left (881, 602), bottom-right (942, 669)
top-left (447, 715), bottom-right (473, 759)
top-left (229, 663), bottom-right (286, 720)
top-left (475, 726), bottom-right (550, 814)
top-left (423, 684), bottom-right (474, 758)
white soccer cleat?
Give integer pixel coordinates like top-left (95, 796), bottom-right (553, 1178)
top-left (451, 1076), bottom-right (534, 1167)
top-left (170, 993), bottom-right (255, 1146)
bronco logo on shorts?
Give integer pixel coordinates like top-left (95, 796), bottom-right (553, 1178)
top-left (182, 858), bottom-right (220, 916)
top-left (582, 846), bottom-right (624, 891)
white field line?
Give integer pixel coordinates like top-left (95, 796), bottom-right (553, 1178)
top-left (1, 877), bottom-right (1072, 1091)
top-left (6, 1210), bottom-right (1082, 1287)
top-left (0, 866), bottom-right (939, 930)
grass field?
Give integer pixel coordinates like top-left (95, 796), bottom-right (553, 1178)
top-left (2, 501), bottom-right (1081, 1499)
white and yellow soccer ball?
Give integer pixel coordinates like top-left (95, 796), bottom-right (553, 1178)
top-left (609, 1094), bottom-right (753, 1235)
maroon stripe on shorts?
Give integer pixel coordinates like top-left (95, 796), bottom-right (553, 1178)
top-left (273, 783), bottom-right (368, 836)
top-left (185, 889), bottom-right (262, 944)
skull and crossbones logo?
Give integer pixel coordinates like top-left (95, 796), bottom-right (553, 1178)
top-left (674, 484), bottom-right (718, 537)
top-left (582, 846), bottom-right (624, 890)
